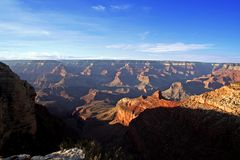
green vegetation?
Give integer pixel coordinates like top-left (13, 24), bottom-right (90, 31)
top-left (59, 138), bottom-right (137, 160)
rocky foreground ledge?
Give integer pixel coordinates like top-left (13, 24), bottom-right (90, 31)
top-left (3, 148), bottom-right (85, 160)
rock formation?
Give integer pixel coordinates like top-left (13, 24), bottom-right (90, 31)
top-left (4, 148), bottom-right (85, 160)
top-left (110, 90), bottom-right (180, 126)
top-left (106, 71), bottom-right (124, 87)
top-left (186, 64), bottom-right (240, 90)
top-left (80, 89), bottom-right (98, 104)
top-left (74, 100), bottom-right (115, 121)
top-left (0, 62), bottom-right (77, 157)
top-left (136, 73), bottom-right (151, 93)
top-left (51, 64), bottom-right (68, 77)
top-left (110, 83), bottom-right (240, 126)
top-left (81, 63), bottom-right (93, 76)
top-left (0, 62), bottom-right (37, 155)
top-left (182, 82), bottom-right (240, 115)
top-left (162, 82), bottom-right (188, 100)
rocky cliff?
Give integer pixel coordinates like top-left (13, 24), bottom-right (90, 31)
top-left (128, 107), bottom-right (240, 160)
top-left (110, 90), bottom-right (180, 126)
top-left (5, 148), bottom-right (85, 160)
top-left (0, 62), bottom-right (37, 155)
top-left (110, 83), bottom-right (240, 126)
top-left (182, 82), bottom-right (240, 115)
top-left (0, 62), bottom-right (77, 157)
top-left (162, 82), bottom-right (188, 100)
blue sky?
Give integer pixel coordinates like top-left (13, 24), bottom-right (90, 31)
top-left (0, 0), bottom-right (239, 62)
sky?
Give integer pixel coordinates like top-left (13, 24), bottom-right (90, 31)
top-left (0, 0), bottom-right (239, 62)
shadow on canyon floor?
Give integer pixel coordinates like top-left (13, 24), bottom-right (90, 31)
top-left (2, 107), bottom-right (240, 160)
top-left (127, 107), bottom-right (240, 160)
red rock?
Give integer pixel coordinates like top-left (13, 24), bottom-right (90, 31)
top-left (110, 90), bottom-right (180, 126)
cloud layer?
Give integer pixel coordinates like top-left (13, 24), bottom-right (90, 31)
top-left (92, 5), bottom-right (106, 11)
top-left (106, 43), bottom-right (211, 53)
top-left (111, 5), bottom-right (131, 10)
top-left (92, 4), bottom-right (131, 11)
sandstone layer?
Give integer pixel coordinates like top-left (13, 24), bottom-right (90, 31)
top-left (110, 90), bottom-right (180, 126)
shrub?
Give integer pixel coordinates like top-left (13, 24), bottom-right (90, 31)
top-left (59, 138), bottom-right (136, 160)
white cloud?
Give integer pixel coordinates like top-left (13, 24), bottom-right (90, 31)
top-left (139, 31), bottom-right (150, 40)
top-left (0, 22), bottom-right (51, 36)
top-left (91, 4), bottom-right (131, 12)
top-left (27, 52), bottom-right (64, 60)
top-left (142, 43), bottom-right (210, 53)
top-left (0, 51), bottom-right (122, 60)
top-left (0, 51), bottom-right (63, 60)
top-left (106, 44), bottom-right (134, 49)
top-left (111, 5), bottom-right (131, 10)
top-left (92, 5), bottom-right (106, 11)
top-left (106, 43), bottom-right (211, 53)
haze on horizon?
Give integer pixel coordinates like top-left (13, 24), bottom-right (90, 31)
top-left (0, 0), bottom-right (239, 63)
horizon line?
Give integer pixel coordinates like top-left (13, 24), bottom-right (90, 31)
top-left (1, 59), bottom-right (239, 64)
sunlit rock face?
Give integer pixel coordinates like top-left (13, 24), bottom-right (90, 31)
top-left (106, 71), bottom-right (124, 87)
top-left (109, 83), bottom-right (240, 126)
top-left (182, 83), bottom-right (240, 115)
top-left (110, 90), bottom-right (180, 126)
top-left (0, 62), bottom-right (37, 154)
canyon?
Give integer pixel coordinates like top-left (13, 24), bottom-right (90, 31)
top-left (1, 60), bottom-right (240, 160)
top-left (3, 60), bottom-right (240, 119)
